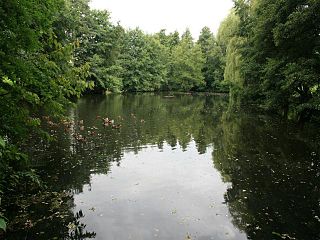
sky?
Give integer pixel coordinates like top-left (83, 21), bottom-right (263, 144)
top-left (89, 0), bottom-right (234, 39)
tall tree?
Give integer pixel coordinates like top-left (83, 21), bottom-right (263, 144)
top-left (168, 31), bottom-right (181, 49)
top-left (169, 29), bottom-right (205, 91)
top-left (233, 0), bottom-right (320, 121)
top-left (198, 27), bottom-right (227, 91)
top-left (85, 11), bottom-right (125, 92)
top-left (0, 0), bottom-right (92, 228)
top-left (120, 29), bottom-right (168, 91)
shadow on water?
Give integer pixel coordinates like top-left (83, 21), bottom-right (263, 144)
top-left (4, 93), bottom-right (320, 240)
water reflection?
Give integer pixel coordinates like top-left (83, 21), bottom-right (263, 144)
top-left (214, 113), bottom-right (320, 240)
top-left (5, 93), bottom-right (320, 240)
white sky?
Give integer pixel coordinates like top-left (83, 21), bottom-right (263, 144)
top-left (89, 0), bottom-right (234, 39)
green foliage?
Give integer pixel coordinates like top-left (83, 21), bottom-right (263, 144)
top-left (224, 36), bottom-right (247, 105)
top-left (217, 10), bottom-right (241, 52)
top-left (0, 0), bottom-right (91, 139)
top-left (225, 0), bottom-right (320, 122)
top-left (168, 29), bottom-right (205, 91)
top-left (198, 27), bottom-right (227, 92)
top-left (77, 9), bottom-right (125, 92)
top-left (120, 29), bottom-right (169, 92)
top-left (168, 31), bottom-right (181, 49)
top-left (57, 7), bottom-right (232, 94)
top-left (0, 0), bottom-right (92, 230)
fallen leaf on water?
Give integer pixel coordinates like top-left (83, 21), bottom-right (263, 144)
top-left (185, 233), bottom-right (192, 240)
top-left (67, 222), bottom-right (76, 230)
top-left (272, 232), bottom-right (296, 240)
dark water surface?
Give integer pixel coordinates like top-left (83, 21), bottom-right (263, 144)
top-left (7, 94), bottom-right (320, 240)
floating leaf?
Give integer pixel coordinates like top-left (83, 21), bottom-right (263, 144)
top-left (185, 233), bottom-right (192, 240)
top-left (272, 232), bottom-right (296, 240)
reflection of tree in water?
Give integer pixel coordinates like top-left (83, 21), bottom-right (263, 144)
top-left (68, 210), bottom-right (96, 240)
top-left (6, 94), bottom-right (320, 239)
top-left (6, 93), bottom-right (228, 239)
top-left (71, 93), bottom-right (227, 160)
top-left (29, 94), bottom-right (228, 191)
top-left (5, 190), bottom-right (96, 240)
top-left (213, 112), bottom-right (320, 240)
top-left (7, 94), bottom-right (320, 239)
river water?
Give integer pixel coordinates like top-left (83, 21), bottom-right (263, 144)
top-left (7, 94), bottom-right (320, 240)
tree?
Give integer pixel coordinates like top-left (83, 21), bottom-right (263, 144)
top-left (0, 0), bottom-right (93, 228)
top-left (168, 31), bottom-right (181, 49)
top-left (217, 10), bottom-right (241, 53)
top-left (198, 27), bottom-right (227, 92)
top-left (169, 29), bottom-right (205, 91)
top-left (0, 0), bottom-right (91, 140)
top-left (228, 0), bottom-right (320, 122)
top-left (254, 0), bottom-right (320, 121)
top-left (60, 3), bottom-right (125, 93)
top-left (120, 29), bottom-right (168, 92)
top-left (84, 12), bottom-right (125, 92)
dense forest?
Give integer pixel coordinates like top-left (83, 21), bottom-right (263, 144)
top-left (0, 0), bottom-right (319, 233)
